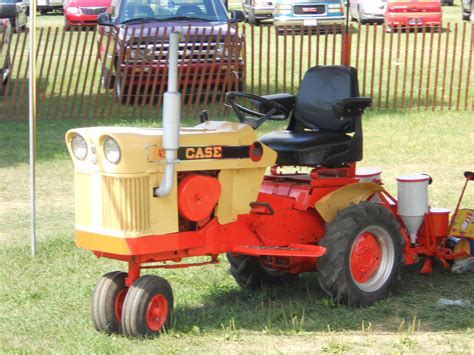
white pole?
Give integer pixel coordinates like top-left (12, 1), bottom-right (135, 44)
top-left (28, 0), bottom-right (37, 256)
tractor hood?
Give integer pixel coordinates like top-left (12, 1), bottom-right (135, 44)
top-left (65, 121), bottom-right (277, 175)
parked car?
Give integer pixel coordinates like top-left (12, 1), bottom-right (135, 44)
top-left (24, 0), bottom-right (64, 15)
top-left (385, 0), bottom-right (442, 32)
top-left (440, 0), bottom-right (453, 5)
top-left (242, 0), bottom-right (275, 25)
top-left (462, 0), bottom-right (472, 20)
top-left (273, 0), bottom-right (345, 28)
top-left (96, 0), bottom-right (245, 99)
top-left (0, 18), bottom-right (11, 93)
top-left (64, 0), bottom-right (111, 29)
top-left (0, 0), bottom-right (27, 32)
top-left (350, 0), bottom-right (387, 24)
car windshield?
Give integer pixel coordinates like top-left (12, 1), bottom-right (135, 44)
top-left (118, 0), bottom-right (228, 24)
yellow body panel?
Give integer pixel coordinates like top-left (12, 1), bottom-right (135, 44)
top-left (315, 182), bottom-right (384, 223)
top-left (449, 209), bottom-right (474, 240)
top-left (66, 121), bottom-right (277, 240)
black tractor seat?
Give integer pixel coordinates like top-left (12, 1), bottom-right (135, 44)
top-left (260, 130), bottom-right (353, 167)
top-left (258, 65), bottom-right (372, 167)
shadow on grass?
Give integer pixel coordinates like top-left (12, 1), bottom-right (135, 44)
top-left (173, 263), bottom-right (474, 334)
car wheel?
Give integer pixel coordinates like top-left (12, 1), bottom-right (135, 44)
top-left (248, 10), bottom-right (260, 26)
top-left (1, 55), bottom-right (11, 90)
top-left (349, 7), bottom-right (356, 22)
top-left (116, 75), bottom-right (132, 103)
top-left (357, 6), bottom-right (365, 24)
top-left (101, 68), bottom-right (116, 89)
top-left (11, 18), bottom-right (20, 33)
top-left (64, 18), bottom-right (72, 31)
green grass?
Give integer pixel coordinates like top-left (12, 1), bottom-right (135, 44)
top-left (1, 111), bottom-right (474, 352)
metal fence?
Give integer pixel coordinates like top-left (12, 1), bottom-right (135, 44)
top-left (0, 22), bottom-right (473, 122)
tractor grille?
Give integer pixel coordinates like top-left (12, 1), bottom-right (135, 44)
top-left (80, 6), bottom-right (107, 15)
top-left (127, 42), bottom-right (222, 65)
top-left (75, 172), bottom-right (151, 235)
top-left (102, 175), bottom-right (151, 234)
top-left (293, 4), bottom-right (326, 15)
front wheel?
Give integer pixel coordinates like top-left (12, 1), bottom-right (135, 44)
top-left (121, 275), bottom-right (174, 337)
top-left (317, 202), bottom-right (403, 306)
top-left (91, 271), bottom-right (128, 334)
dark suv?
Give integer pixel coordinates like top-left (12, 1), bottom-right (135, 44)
top-left (0, 18), bottom-right (11, 93)
top-left (0, 0), bottom-right (27, 32)
top-left (97, 0), bottom-right (245, 99)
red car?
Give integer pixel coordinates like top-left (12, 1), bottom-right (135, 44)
top-left (64, 0), bottom-right (112, 29)
top-left (385, 0), bottom-right (442, 31)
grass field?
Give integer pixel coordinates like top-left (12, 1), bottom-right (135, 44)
top-left (1, 110), bottom-right (474, 353)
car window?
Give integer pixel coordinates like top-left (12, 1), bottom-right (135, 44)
top-left (1, 0), bottom-right (18, 3)
top-left (118, 0), bottom-right (228, 23)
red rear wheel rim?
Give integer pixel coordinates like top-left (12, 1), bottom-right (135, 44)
top-left (350, 232), bottom-right (382, 283)
top-left (146, 294), bottom-right (169, 332)
top-left (114, 288), bottom-right (127, 323)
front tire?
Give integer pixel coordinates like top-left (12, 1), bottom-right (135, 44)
top-left (317, 202), bottom-right (403, 306)
top-left (227, 253), bottom-right (298, 290)
top-left (91, 271), bottom-right (128, 334)
top-left (248, 10), bottom-right (260, 26)
top-left (121, 275), bottom-right (174, 337)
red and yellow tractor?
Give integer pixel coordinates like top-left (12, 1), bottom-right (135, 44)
top-left (65, 32), bottom-right (473, 337)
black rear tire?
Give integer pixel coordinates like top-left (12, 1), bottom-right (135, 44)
top-left (122, 275), bottom-right (174, 337)
top-left (227, 253), bottom-right (298, 290)
top-left (91, 271), bottom-right (128, 334)
top-left (317, 202), bottom-right (404, 306)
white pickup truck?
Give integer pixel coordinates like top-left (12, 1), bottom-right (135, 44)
top-left (24, 0), bottom-right (63, 14)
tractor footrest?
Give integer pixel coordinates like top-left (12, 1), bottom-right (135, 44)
top-left (232, 243), bottom-right (326, 258)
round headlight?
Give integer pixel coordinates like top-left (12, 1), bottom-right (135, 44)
top-left (66, 6), bottom-right (80, 14)
top-left (103, 136), bottom-right (121, 164)
top-left (71, 134), bottom-right (88, 160)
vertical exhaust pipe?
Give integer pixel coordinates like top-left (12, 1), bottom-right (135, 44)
top-left (154, 31), bottom-right (181, 197)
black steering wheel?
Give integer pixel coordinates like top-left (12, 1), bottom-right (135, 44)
top-left (226, 91), bottom-right (290, 129)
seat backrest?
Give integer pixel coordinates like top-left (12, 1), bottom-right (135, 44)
top-left (176, 5), bottom-right (204, 16)
top-left (127, 4), bottom-right (155, 18)
top-left (293, 65), bottom-right (359, 133)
